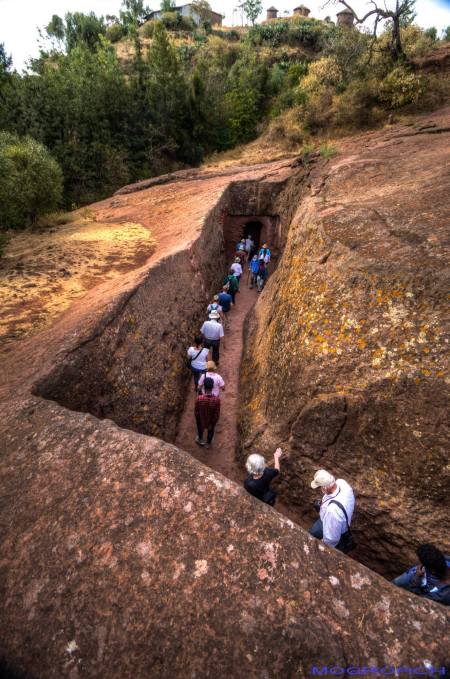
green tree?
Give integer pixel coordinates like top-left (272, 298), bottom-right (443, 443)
top-left (0, 43), bottom-right (13, 78)
top-left (46, 14), bottom-right (65, 42)
top-left (0, 132), bottom-right (63, 229)
top-left (121, 0), bottom-right (151, 29)
top-left (191, 0), bottom-right (212, 27)
top-left (160, 0), bottom-right (175, 11)
top-left (242, 0), bottom-right (262, 26)
top-left (424, 27), bottom-right (437, 42)
top-left (326, 0), bottom-right (416, 60)
top-left (65, 12), bottom-right (107, 52)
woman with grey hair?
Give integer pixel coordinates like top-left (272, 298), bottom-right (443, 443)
top-left (244, 448), bottom-right (283, 506)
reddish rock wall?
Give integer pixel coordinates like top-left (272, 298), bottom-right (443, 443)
top-left (0, 400), bottom-right (448, 678)
top-left (238, 108), bottom-right (450, 578)
top-left (0, 136), bottom-right (449, 678)
top-left (32, 169), bottom-right (298, 443)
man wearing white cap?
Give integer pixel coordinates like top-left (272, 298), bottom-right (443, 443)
top-left (309, 469), bottom-right (355, 553)
top-left (200, 310), bottom-right (224, 364)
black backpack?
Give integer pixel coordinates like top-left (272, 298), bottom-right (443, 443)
top-left (329, 500), bottom-right (355, 553)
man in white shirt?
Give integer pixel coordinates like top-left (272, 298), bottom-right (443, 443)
top-left (309, 469), bottom-right (355, 553)
top-left (200, 310), bottom-right (224, 364)
top-left (230, 258), bottom-right (243, 288)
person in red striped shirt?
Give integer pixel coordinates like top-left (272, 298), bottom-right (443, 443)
top-left (194, 377), bottom-right (221, 449)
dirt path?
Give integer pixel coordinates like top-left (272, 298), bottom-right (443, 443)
top-left (175, 269), bottom-right (257, 483)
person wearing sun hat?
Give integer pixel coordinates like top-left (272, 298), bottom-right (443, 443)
top-left (200, 310), bottom-right (224, 364)
top-left (230, 257), bottom-right (243, 288)
top-left (197, 360), bottom-right (225, 397)
top-left (309, 469), bottom-right (355, 553)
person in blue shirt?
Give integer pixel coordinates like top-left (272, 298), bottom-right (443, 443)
top-left (249, 255), bottom-right (259, 288)
top-left (218, 287), bottom-right (233, 327)
top-left (259, 243), bottom-right (271, 262)
top-left (393, 543), bottom-right (450, 606)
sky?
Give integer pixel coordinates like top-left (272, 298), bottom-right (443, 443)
top-left (1, 0), bottom-right (450, 71)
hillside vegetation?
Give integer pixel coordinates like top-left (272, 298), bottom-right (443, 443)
top-left (0, 0), bottom-right (449, 231)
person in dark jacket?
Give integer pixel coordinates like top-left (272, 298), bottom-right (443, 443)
top-left (223, 270), bottom-right (239, 303)
top-left (244, 448), bottom-right (283, 506)
top-left (393, 543), bottom-right (450, 606)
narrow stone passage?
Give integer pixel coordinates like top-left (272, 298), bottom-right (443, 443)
top-left (175, 275), bottom-right (258, 482)
top-left (175, 267), bottom-right (301, 526)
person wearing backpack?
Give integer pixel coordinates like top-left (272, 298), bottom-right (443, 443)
top-left (207, 296), bottom-right (224, 322)
top-left (223, 270), bottom-right (239, 304)
top-left (256, 259), bottom-right (267, 292)
top-left (309, 469), bottom-right (355, 554)
top-left (186, 336), bottom-right (210, 390)
top-left (249, 255), bottom-right (259, 288)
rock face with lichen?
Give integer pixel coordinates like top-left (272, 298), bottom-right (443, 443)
top-left (0, 119), bottom-right (449, 678)
top-left (239, 107), bottom-right (450, 577)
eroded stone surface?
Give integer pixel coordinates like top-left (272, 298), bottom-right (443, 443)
top-left (0, 401), bottom-right (449, 677)
top-left (239, 106), bottom-right (450, 577)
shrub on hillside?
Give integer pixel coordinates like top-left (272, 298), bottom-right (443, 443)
top-left (379, 66), bottom-right (424, 109)
top-left (247, 22), bottom-right (290, 48)
top-left (211, 29), bottom-right (240, 42)
top-left (322, 25), bottom-right (371, 82)
top-left (159, 12), bottom-right (195, 32)
top-left (296, 57), bottom-right (343, 130)
top-left (287, 17), bottom-right (327, 50)
top-left (0, 132), bottom-right (63, 230)
top-left (106, 23), bottom-right (125, 43)
top-left (400, 25), bottom-right (438, 59)
top-left (331, 79), bottom-right (384, 129)
top-left (142, 20), bottom-right (157, 38)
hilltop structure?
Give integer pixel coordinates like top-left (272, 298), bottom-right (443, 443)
top-left (146, 2), bottom-right (223, 25)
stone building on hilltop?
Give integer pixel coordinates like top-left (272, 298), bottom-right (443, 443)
top-left (336, 7), bottom-right (355, 27)
top-left (293, 5), bottom-right (311, 17)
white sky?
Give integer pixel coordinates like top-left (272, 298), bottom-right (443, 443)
top-left (1, 0), bottom-right (450, 71)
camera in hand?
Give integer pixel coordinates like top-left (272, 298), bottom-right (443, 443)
top-left (313, 499), bottom-right (321, 513)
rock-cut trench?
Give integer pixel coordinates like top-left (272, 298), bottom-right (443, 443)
top-left (32, 168), bottom-right (422, 581)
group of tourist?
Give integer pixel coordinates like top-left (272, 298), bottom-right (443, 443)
top-left (245, 453), bottom-right (450, 605)
top-left (186, 235), bottom-right (270, 449)
top-left (185, 235), bottom-right (449, 606)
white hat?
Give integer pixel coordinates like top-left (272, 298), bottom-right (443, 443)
top-left (234, 257), bottom-right (240, 262)
top-left (311, 469), bottom-right (335, 489)
top-left (209, 310), bottom-right (220, 319)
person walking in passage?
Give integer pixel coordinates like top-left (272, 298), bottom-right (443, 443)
top-left (259, 243), bottom-right (271, 264)
top-left (218, 286), bottom-right (233, 327)
top-left (249, 255), bottom-right (259, 289)
top-left (245, 235), bottom-right (254, 261)
top-left (194, 377), bottom-right (220, 448)
top-left (198, 360), bottom-right (225, 397)
top-left (230, 257), bottom-right (243, 289)
top-left (201, 310), bottom-right (224, 364)
top-left (207, 295), bottom-right (224, 322)
top-left (186, 336), bottom-right (210, 390)
top-left (224, 270), bottom-right (239, 304)
top-left (309, 470), bottom-right (355, 553)
top-left (256, 259), bottom-right (267, 292)
top-left (393, 544), bottom-right (450, 606)
top-left (244, 448), bottom-right (283, 506)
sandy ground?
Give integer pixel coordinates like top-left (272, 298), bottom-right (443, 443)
top-left (0, 216), bottom-right (155, 355)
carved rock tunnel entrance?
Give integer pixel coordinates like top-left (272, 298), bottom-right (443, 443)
top-left (30, 174), bottom-right (427, 582)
